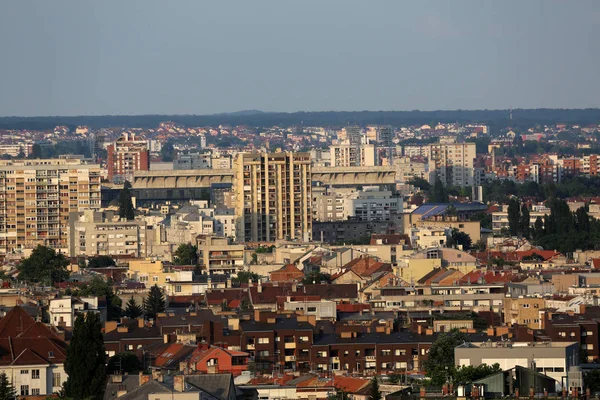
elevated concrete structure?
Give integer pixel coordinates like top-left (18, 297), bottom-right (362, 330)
top-left (130, 166), bottom-right (397, 202)
top-left (312, 166), bottom-right (396, 186)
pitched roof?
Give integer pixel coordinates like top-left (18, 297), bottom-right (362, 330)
top-left (333, 375), bottom-right (370, 393)
top-left (185, 373), bottom-right (237, 400)
top-left (154, 343), bottom-right (195, 368)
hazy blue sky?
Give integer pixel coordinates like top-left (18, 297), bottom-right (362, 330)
top-left (1, 1), bottom-right (598, 116)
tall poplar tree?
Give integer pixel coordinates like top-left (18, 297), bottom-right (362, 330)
top-left (64, 313), bottom-right (106, 400)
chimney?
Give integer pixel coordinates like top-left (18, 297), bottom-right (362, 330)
top-left (257, 279), bottom-right (262, 293)
top-left (292, 282), bottom-right (297, 292)
top-left (174, 375), bottom-right (185, 392)
top-left (138, 318), bottom-right (145, 328)
top-left (417, 325), bottom-right (423, 335)
top-left (139, 372), bottom-right (150, 387)
top-left (580, 304), bottom-right (586, 314)
top-left (227, 278), bottom-right (232, 288)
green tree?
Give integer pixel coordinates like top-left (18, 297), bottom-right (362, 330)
top-left (447, 229), bottom-right (472, 250)
top-left (173, 243), bottom-right (198, 265)
top-left (585, 370), bottom-right (600, 393)
top-left (424, 330), bottom-right (469, 385)
top-left (507, 198), bottom-right (521, 236)
top-left (453, 364), bottom-right (502, 385)
top-left (144, 285), bottom-right (166, 319)
top-left (17, 245), bottom-right (69, 285)
top-left (429, 176), bottom-right (449, 203)
top-left (234, 271), bottom-right (260, 284)
top-left (124, 296), bottom-right (143, 319)
top-left (0, 372), bottom-right (16, 400)
top-left (87, 255), bottom-right (116, 269)
top-left (79, 276), bottom-right (122, 321)
top-left (118, 181), bottom-right (135, 220)
top-left (302, 272), bottom-right (332, 285)
top-left (407, 177), bottom-right (430, 191)
top-left (519, 203), bottom-right (531, 239)
top-left (64, 313), bottom-right (106, 400)
top-left (368, 377), bottom-right (382, 400)
top-left (107, 352), bottom-right (143, 375)
top-left (160, 142), bottom-right (175, 162)
top-left (29, 143), bottom-right (42, 159)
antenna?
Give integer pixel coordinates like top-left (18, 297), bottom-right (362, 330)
top-left (509, 107), bottom-right (513, 121)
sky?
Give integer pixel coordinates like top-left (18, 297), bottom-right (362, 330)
top-left (1, 1), bottom-right (599, 117)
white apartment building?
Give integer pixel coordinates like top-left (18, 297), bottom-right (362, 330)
top-left (491, 204), bottom-right (547, 235)
top-left (48, 296), bottom-right (106, 328)
top-left (329, 143), bottom-right (377, 167)
top-left (410, 226), bottom-right (447, 249)
top-left (283, 299), bottom-right (336, 320)
top-left (345, 187), bottom-right (401, 222)
top-left (68, 210), bottom-right (148, 258)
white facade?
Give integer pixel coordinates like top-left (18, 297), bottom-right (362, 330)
top-left (1, 365), bottom-right (66, 397)
top-left (283, 300), bottom-right (336, 320)
top-left (410, 226), bottom-right (447, 249)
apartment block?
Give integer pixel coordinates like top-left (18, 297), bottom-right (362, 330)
top-left (107, 133), bottom-right (149, 183)
top-left (330, 144), bottom-right (377, 167)
top-left (196, 235), bottom-right (244, 274)
top-left (0, 159), bottom-right (101, 255)
top-left (503, 297), bottom-right (545, 329)
top-left (234, 152), bottom-right (312, 242)
top-left (68, 210), bottom-right (147, 258)
top-left (428, 142), bottom-right (476, 187)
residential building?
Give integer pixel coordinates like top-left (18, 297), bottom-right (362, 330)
top-left (0, 307), bottom-right (68, 397)
top-left (428, 142), bottom-right (476, 187)
top-left (48, 296), bottom-right (107, 328)
top-left (410, 226), bottom-right (447, 249)
top-left (234, 152), bottom-right (312, 242)
top-left (0, 158), bottom-right (101, 254)
top-left (68, 210), bottom-right (148, 258)
top-left (107, 133), bottom-right (149, 183)
top-left (455, 341), bottom-right (579, 389)
top-left (283, 299), bottom-right (336, 320)
top-left (491, 205), bottom-right (546, 235)
top-left (196, 235), bottom-right (244, 274)
top-left (345, 187), bottom-right (402, 222)
top-left (330, 144), bottom-right (377, 167)
top-left (503, 297), bottom-right (545, 329)
top-left (173, 152), bottom-right (212, 170)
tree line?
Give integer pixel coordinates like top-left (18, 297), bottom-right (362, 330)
top-left (507, 198), bottom-right (600, 254)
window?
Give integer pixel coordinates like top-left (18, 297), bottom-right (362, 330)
top-left (317, 351), bottom-right (328, 358)
top-left (20, 386), bottom-right (29, 396)
top-left (127, 345), bottom-right (134, 351)
top-left (307, 307), bottom-right (317, 312)
top-left (175, 285), bottom-right (182, 293)
top-left (257, 337), bottom-right (269, 344)
top-left (20, 370), bottom-right (28, 375)
top-left (32, 389), bottom-right (40, 395)
top-left (395, 349), bottom-right (406, 356)
top-left (53, 373), bottom-right (61, 388)
top-left (32, 369), bottom-right (39, 379)
top-left (571, 332), bottom-right (576, 337)
top-left (587, 331), bottom-right (594, 336)
top-left (381, 349), bottom-right (391, 356)
top-left (299, 336), bottom-right (309, 343)
top-left (588, 344), bottom-right (594, 350)
top-left (355, 350), bottom-right (360, 356)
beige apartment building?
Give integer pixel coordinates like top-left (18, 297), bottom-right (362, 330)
top-left (234, 152), bottom-right (312, 242)
top-left (503, 296), bottom-right (545, 329)
top-left (0, 159), bottom-right (101, 255)
top-left (329, 144), bottom-right (376, 167)
top-left (196, 235), bottom-right (244, 274)
top-left (428, 142), bottom-right (476, 187)
top-left (68, 210), bottom-right (147, 258)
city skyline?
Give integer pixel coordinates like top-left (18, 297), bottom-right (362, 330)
top-left (1, 0), bottom-right (599, 117)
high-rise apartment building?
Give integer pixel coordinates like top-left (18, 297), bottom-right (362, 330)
top-left (345, 125), bottom-right (362, 146)
top-left (234, 152), bottom-right (312, 242)
top-left (0, 159), bottom-right (101, 255)
top-left (428, 142), bottom-right (476, 187)
top-left (330, 144), bottom-right (377, 167)
top-left (107, 133), bottom-right (149, 183)
top-left (377, 126), bottom-right (394, 148)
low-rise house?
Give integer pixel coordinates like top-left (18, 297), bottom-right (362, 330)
top-left (48, 296), bottom-right (107, 327)
top-left (0, 307), bottom-right (68, 397)
top-left (104, 318), bottom-right (163, 357)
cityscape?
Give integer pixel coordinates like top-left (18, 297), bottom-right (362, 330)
top-left (1, 2), bottom-right (600, 400)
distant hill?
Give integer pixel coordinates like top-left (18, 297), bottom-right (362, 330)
top-left (1, 109), bottom-right (600, 131)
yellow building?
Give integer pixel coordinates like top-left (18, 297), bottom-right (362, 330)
top-left (503, 297), bottom-right (545, 329)
top-left (127, 259), bottom-right (173, 290)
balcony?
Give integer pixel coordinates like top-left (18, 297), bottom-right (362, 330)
top-left (284, 342), bottom-right (296, 349)
top-left (284, 356), bottom-right (296, 362)
top-left (365, 356), bottom-right (376, 361)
